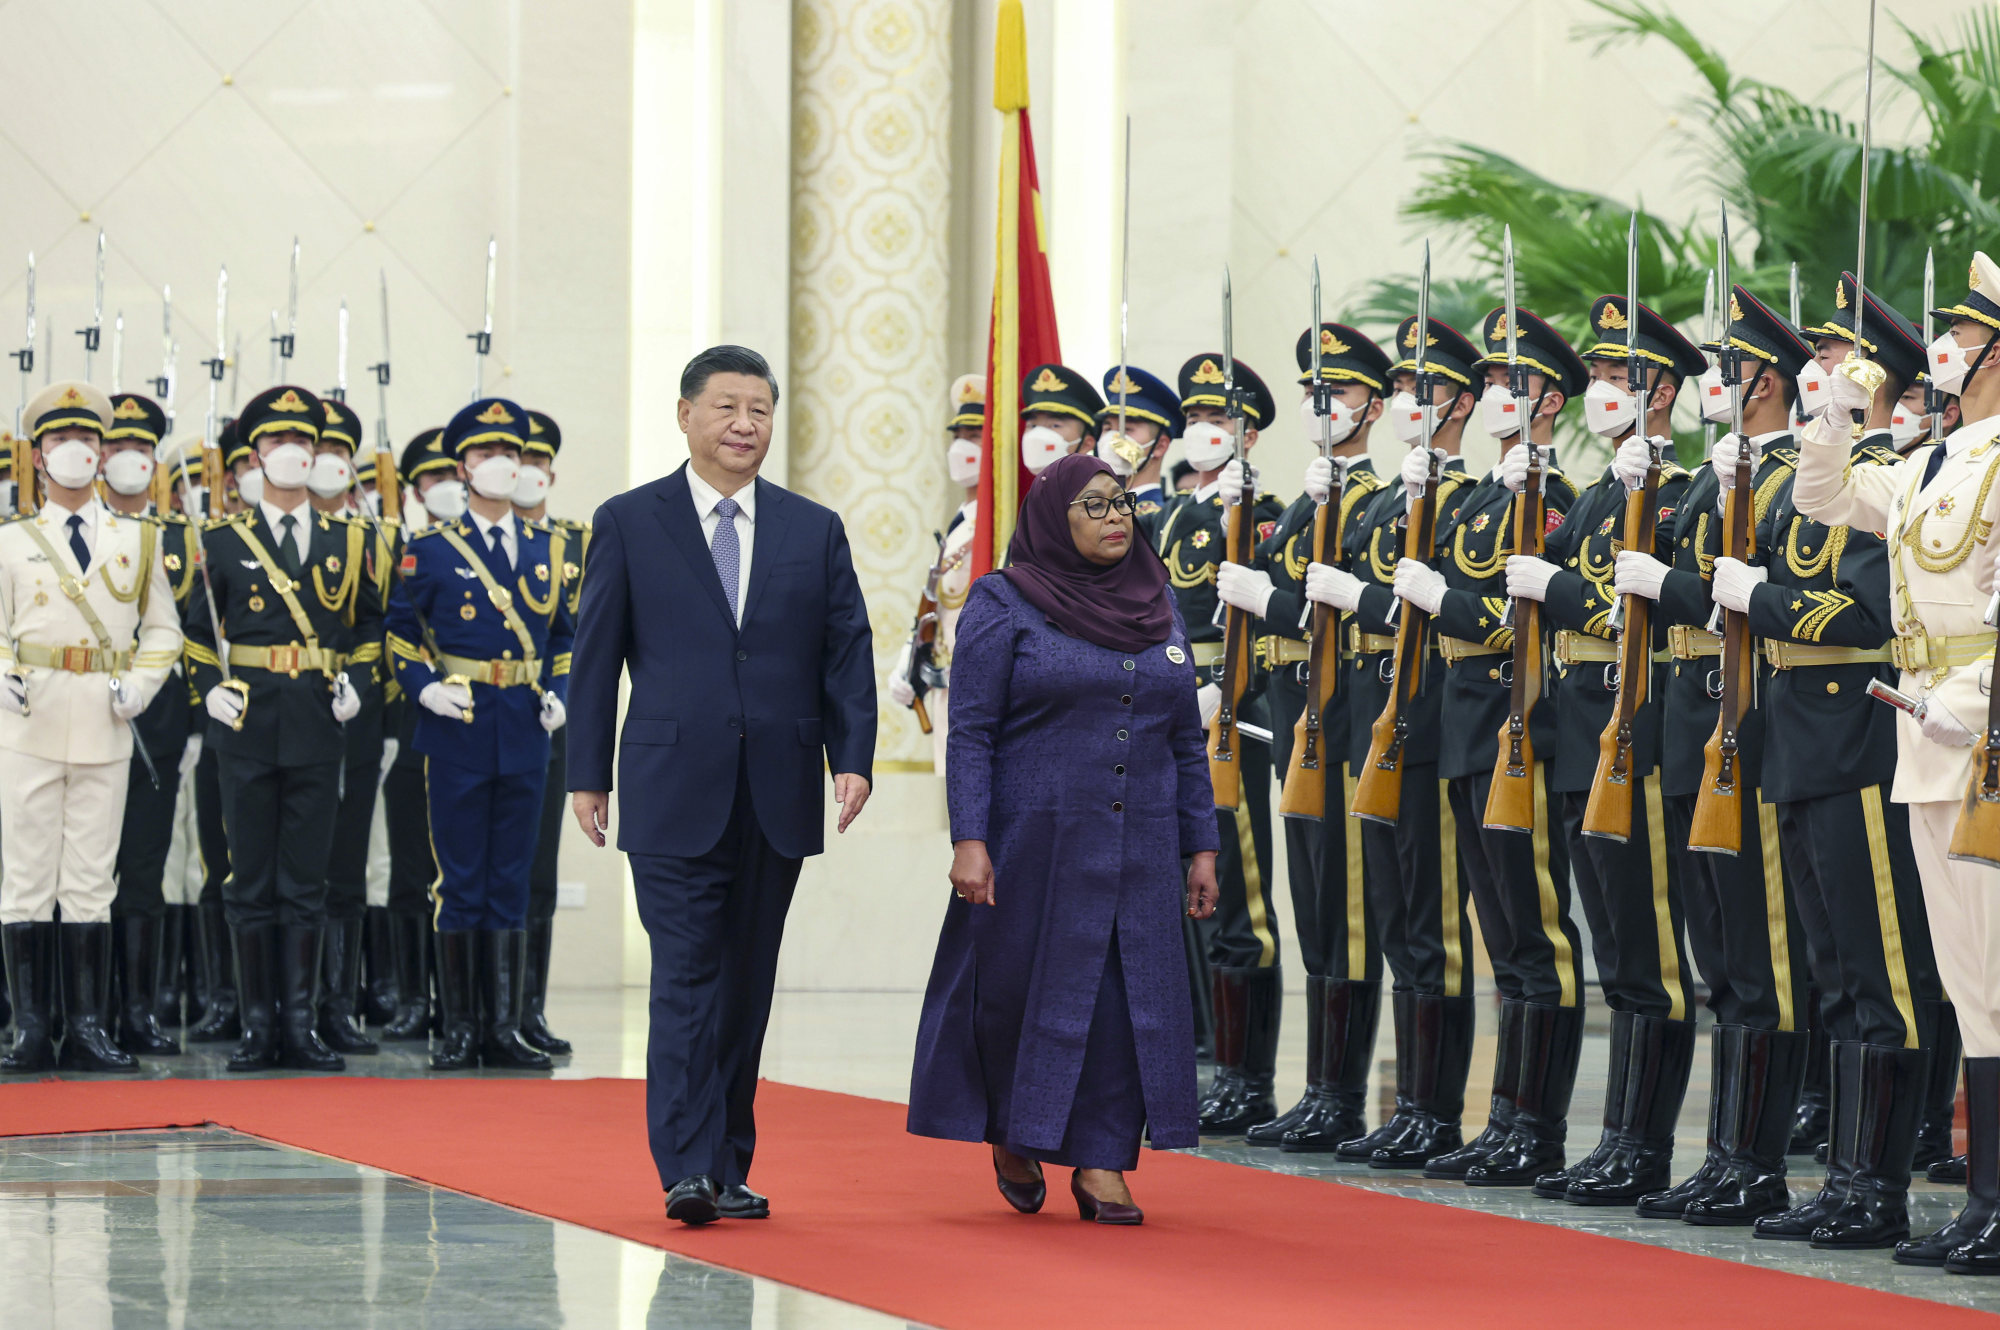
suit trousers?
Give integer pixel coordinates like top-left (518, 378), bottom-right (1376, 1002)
top-left (424, 758), bottom-right (544, 932)
top-left (1560, 779), bottom-right (1693, 1021)
top-left (161, 761), bottom-right (204, 906)
top-left (216, 753), bottom-right (339, 929)
top-left (381, 762), bottom-right (435, 917)
top-left (1447, 765), bottom-right (1581, 1009)
top-left (1910, 800), bottom-right (2000, 1058)
top-left (111, 748), bottom-right (181, 918)
top-left (630, 771), bottom-right (804, 1191)
top-left (1361, 768), bottom-right (1471, 998)
top-left (0, 752), bottom-right (127, 923)
top-left (1662, 791), bottom-right (1808, 1033)
top-left (528, 737), bottom-right (566, 923)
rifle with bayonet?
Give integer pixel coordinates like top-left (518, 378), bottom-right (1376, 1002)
top-left (368, 271), bottom-right (400, 524)
top-left (79, 231), bottom-right (104, 382)
top-left (1208, 269), bottom-right (1255, 810)
top-left (12, 253), bottom-right (33, 441)
top-left (1279, 258), bottom-right (1339, 821)
top-left (1484, 226), bottom-right (1547, 833)
top-left (177, 265), bottom-right (248, 729)
top-left (900, 532), bottom-right (947, 735)
top-left (470, 236), bottom-right (496, 401)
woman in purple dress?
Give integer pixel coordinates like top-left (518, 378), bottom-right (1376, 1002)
top-left (907, 453), bottom-right (1220, 1226)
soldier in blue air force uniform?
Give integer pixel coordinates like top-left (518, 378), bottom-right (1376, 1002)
top-left (384, 398), bottom-right (575, 1072)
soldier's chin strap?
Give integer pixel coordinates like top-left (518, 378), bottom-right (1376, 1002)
top-left (1960, 330), bottom-right (2000, 402)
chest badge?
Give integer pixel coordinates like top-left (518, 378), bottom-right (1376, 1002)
top-left (1191, 529), bottom-right (1211, 549)
top-left (534, 562), bottom-right (548, 581)
top-left (32, 591), bottom-right (47, 607)
top-left (1166, 645), bottom-right (1186, 665)
top-left (1597, 515), bottom-right (1616, 536)
top-left (1938, 495), bottom-right (1957, 517)
top-left (164, 553), bottom-right (181, 572)
top-left (116, 552), bottom-right (131, 570)
top-left (460, 603), bottom-right (478, 621)
top-left (1471, 513), bottom-right (1491, 533)
top-left (326, 555), bottom-right (341, 574)
top-left (248, 595), bottom-right (266, 612)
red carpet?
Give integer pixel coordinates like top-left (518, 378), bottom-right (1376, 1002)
top-left (0, 1076), bottom-right (1984, 1329)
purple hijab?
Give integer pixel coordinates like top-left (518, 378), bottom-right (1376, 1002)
top-left (999, 452), bottom-right (1173, 652)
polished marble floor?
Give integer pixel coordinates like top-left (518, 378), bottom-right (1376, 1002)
top-left (3, 988), bottom-right (1998, 1325)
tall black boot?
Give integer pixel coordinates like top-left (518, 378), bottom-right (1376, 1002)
top-left (1196, 964), bottom-right (1244, 1123)
top-left (315, 917), bottom-right (378, 1055)
top-left (382, 913), bottom-right (431, 1041)
top-left (431, 929), bottom-right (479, 1070)
top-left (479, 930), bottom-right (552, 1070)
top-left (114, 915), bottom-right (179, 1055)
top-left (1283, 978), bottom-right (1380, 1153)
top-left (1466, 1002), bottom-right (1584, 1186)
top-left (1915, 1001), bottom-right (1964, 1172)
top-left (0, 924), bottom-right (10, 1033)
top-left (518, 917), bottom-right (570, 1055)
top-left (226, 925), bottom-right (280, 1072)
top-left (1640, 1024), bottom-right (1744, 1218)
top-left (277, 925), bottom-right (343, 1071)
top-left (1899, 1057), bottom-right (1999, 1266)
top-left (362, 905), bottom-right (399, 1027)
top-left (188, 901), bottom-right (240, 1043)
top-left (56, 923), bottom-right (139, 1071)
top-left (152, 903), bottom-right (187, 1029)
top-left (1336, 988), bottom-right (1413, 1160)
top-left (1789, 991), bottom-right (1831, 1156)
top-left (1688, 1026), bottom-right (1811, 1227)
top-left (1536, 1008), bottom-right (1633, 1200)
top-left (1247, 974), bottom-right (1326, 1147)
top-left (1200, 967), bottom-right (1280, 1134)
top-left (1, 922), bottom-right (57, 1072)
top-left (1565, 1015), bottom-right (1696, 1205)
top-left (1750, 1036), bottom-right (1856, 1237)
top-left (1426, 998), bottom-right (1525, 1178)
top-left (1808, 1044), bottom-right (1925, 1248)
top-left (1376, 993), bottom-right (1476, 1168)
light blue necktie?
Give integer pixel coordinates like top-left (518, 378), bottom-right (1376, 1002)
top-left (711, 496), bottom-right (741, 623)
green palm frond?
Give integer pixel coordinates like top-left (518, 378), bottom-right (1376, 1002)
top-left (1572, 0), bottom-right (1751, 111)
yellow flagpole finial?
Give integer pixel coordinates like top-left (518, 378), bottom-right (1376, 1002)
top-left (994, 0), bottom-right (1029, 112)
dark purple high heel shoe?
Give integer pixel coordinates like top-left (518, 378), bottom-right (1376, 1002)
top-left (992, 1145), bottom-right (1046, 1214)
top-left (1071, 1171), bottom-right (1143, 1226)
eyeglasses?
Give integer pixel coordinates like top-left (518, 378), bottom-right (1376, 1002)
top-left (1069, 492), bottom-right (1137, 520)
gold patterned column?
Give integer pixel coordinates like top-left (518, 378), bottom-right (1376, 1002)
top-left (789, 0), bottom-right (952, 768)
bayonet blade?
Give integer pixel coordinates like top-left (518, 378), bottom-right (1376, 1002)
top-left (1502, 225), bottom-right (1519, 369)
top-left (283, 236), bottom-right (299, 361)
top-left (111, 311), bottom-right (123, 393)
top-left (1416, 240), bottom-right (1433, 459)
top-left (1221, 267), bottom-right (1235, 401)
top-left (334, 299), bottom-right (349, 401)
top-left (1788, 261), bottom-right (1802, 330)
top-left (81, 229), bottom-right (105, 380)
top-left (1627, 211), bottom-right (1641, 385)
top-left (471, 235), bottom-right (497, 399)
top-left (1311, 256), bottom-right (1331, 457)
top-left (1116, 115), bottom-right (1131, 439)
top-left (1925, 247), bottom-right (1940, 426)
top-left (1852, 0), bottom-right (1878, 360)
top-left (267, 310), bottom-right (279, 384)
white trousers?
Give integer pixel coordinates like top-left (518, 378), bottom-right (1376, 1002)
top-left (0, 751), bottom-right (128, 924)
top-left (161, 761), bottom-right (203, 906)
top-left (1911, 799), bottom-right (2000, 1057)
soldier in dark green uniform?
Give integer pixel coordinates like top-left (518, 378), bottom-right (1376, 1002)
top-left (1095, 365), bottom-right (1180, 532)
top-left (1018, 363), bottom-right (1103, 477)
top-left (1392, 306), bottom-right (1584, 1186)
top-left (1158, 351), bottom-right (1285, 1134)
top-left (1218, 323), bottom-right (1392, 1152)
top-left (1611, 286), bottom-right (1813, 1225)
top-left (1503, 298), bottom-right (1704, 1204)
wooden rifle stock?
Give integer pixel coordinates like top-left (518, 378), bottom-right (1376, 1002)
top-left (1581, 454), bottom-right (1663, 841)
top-left (1279, 492), bottom-right (1336, 820)
top-left (1949, 615), bottom-right (2000, 867)
top-left (1207, 496), bottom-right (1254, 808)
top-left (1353, 456), bottom-right (1441, 824)
top-left (1689, 474), bottom-right (1755, 854)
top-left (1483, 451), bottom-right (1545, 831)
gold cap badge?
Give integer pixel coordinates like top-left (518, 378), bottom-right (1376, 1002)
top-left (1402, 322), bottom-right (1438, 349)
top-left (56, 386), bottom-right (86, 408)
top-left (1728, 292), bottom-right (1744, 323)
top-left (474, 401), bottom-right (515, 425)
top-left (1106, 370), bottom-right (1142, 396)
top-left (1834, 280), bottom-right (1849, 310)
top-left (1319, 327), bottom-right (1350, 356)
top-left (1191, 359), bottom-right (1225, 385)
top-left (113, 397), bottom-right (149, 420)
top-left (1490, 313), bottom-right (1511, 342)
top-left (1597, 302), bottom-right (1628, 331)
top-left (272, 388), bottom-right (310, 413)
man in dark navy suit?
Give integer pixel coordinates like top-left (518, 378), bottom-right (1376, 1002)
top-left (567, 345), bottom-right (875, 1225)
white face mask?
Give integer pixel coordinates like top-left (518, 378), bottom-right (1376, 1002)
top-left (260, 441), bottom-right (312, 490)
top-left (236, 469), bottom-right (265, 507)
top-left (1888, 402), bottom-right (1929, 447)
top-left (1299, 393), bottom-right (1363, 448)
top-left (511, 462), bottom-right (552, 508)
top-left (1387, 390), bottom-right (1443, 446)
top-left (1094, 431), bottom-right (1136, 478)
top-left (1795, 358), bottom-right (1832, 419)
top-left (1180, 421), bottom-right (1235, 472)
top-left (422, 478), bottom-right (468, 522)
top-left (468, 453), bottom-right (520, 500)
top-left (946, 439), bottom-right (981, 488)
top-left (1479, 384), bottom-right (1527, 440)
top-left (1019, 425), bottom-right (1071, 476)
top-left (43, 439), bottom-right (101, 491)
top-left (1582, 378), bottom-right (1639, 438)
top-left (306, 453), bottom-right (354, 499)
top-left (103, 449), bottom-right (156, 496)
top-left (1696, 365), bottom-right (1738, 424)
top-left (1928, 330), bottom-right (1977, 397)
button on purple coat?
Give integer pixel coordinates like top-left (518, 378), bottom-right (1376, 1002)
top-left (907, 575), bottom-right (1219, 1160)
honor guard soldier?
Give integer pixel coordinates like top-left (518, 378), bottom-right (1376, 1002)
top-left (0, 382), bottom-right (183, 1073)
top-left (1505, 299), bottom-right (1703, 1204)
top-left (183, 385), bottom-right (383, 1073)
top-left (385, 399), bottom-right (574, 1071)
top-left (377, 428), bottom-right (456, 1041)
top-left (1793, 250), bottom-right (2000, 1271)
top-left (1095, 365), bottom-right (1181, 535)
top-left (1159, 351), bottom-right (1285, 1133)
top-left (153, 444), bottom-right (215, 1033)
top-left (1391, 306), bottom-right (1583, 1186)
top-left (1306, 314), bottom-right (1481, 1168)
top-left (349, 443), bottom-right (403, 1028)
top-left (1218, 323), bottom-right (1392, 1153)
top-left (510, 408), bottom-right (583, 1054)
top-left (1611, 286), bottom-right (1812, 1224)
top-left (1018, 364), bottom-right (1102, 478)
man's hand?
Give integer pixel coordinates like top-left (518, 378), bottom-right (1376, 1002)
top-left (1186, 851), bottom-right (1219, 920)
top-left (572, 791), bottom-right (610, 846)
top-left (950, 839), bottom-right (995, 907)
top-left (1612, 435), bottom-right (1655, 491)
top-left (1613, 551), bottom-right (1670, 601)
top-left (1217, 459), bottom-right (1255, 506)
top-left (1196, 682), bottom-right (1222, 727)
top-left (1828, 357), bottom-right (1876, 419)
top-left (1498, 443), bottom-right (1534, 493)
top-left (1920, 699), bottom-right (1979, 749)
top-left (539, 692), bottom-right (567, 734)
top-left (1505, 555), bottom-right (1558, 604)
top-left (1215, 562), bottom-right (1275, 617)
top-left (420, 680), bottom-right (473, 721)
top-left (834, 772), bottom-right (871, 833)
top-left (1401, 445), bottom-right (1442, 507)
top-left (330, 672), bottom-right (361, 723)
top-left (204, 683), bottom-right (243, 726)
top-left (110, 679), bottom-right (146, 721)
top-left (1304, 562), bottom-right (1363, 611)
top-left (1302, 456), bottom-right (1334, 505)
top-left (1710, 556), bottom-right (1767, 613)
top-left (1392, 558), bottom-right (1448, 614)
top-left (887, 642), bottom-right (917, 708)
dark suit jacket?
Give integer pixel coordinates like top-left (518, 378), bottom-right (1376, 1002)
top-left (565, 464), bottom-right (875, 860)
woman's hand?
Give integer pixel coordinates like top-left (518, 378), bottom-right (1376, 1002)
top-left (1186, 851), bottom-right (1219, 919)
top-left (950, 839), bottom-right (996, 907)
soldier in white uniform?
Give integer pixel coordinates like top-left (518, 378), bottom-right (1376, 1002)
top-left (1791, 250), bottom-right (2000, 1272)
top-left (0, 382), bottom-right (184, 1072)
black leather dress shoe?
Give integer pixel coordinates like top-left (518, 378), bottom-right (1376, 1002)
top-left (665, 1175), bottom-right (719, 1225)
top-left (717, 1184), bottom-right (770, 1219)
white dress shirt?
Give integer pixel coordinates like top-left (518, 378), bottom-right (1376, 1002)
top-left (470, 508), bottom-right (518, 570)
top-left (41, 496), bottom-right (101, 568)
top-left (686, 465), bottom-right (756, 625)
top-left (258, 499), bottom-right (314, 566)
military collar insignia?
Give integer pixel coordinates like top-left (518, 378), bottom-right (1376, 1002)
top-left (1028, 367), bottom-right (1067, 392)
top-left (1191, 359), bottom-right (1225, 385)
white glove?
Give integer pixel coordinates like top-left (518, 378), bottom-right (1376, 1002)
top-left (1827, 358), bottom-right (1875, 419)
top-left (1498, 443), bottom-right (1534, 493)
top-left (1196, 682), bottom-right (1222, 727)
top-left (379, 736), bottom-right (399, 777)
top-left (1302, 456), bottom-right (1334, 505)
top-left (1392, 558), bottom-right (1448, 614)
top-left (1216, 562), bottom-right (1275, 617)
top-left (1920, 698), bottom-right (1979, 748)
top-left (1710, 556), bottom-right (1767, 613)
top-left (419, 679), bottom-right (473, 721)
top-left (204, 684), bottom-right (244, 726)
top-left (1217, 459), bottom-right (1255, 505)
top-left (110, 679), bottom-right (146, 721)
top-left (1712, 433), bottom-right (1755, 489)
top-left (1613, 550), bottom-right (1670, 601)
top-left (1402, 447), bottom-right (1444, 509)
top-left (1612, 435), bottom-right (1655, 491)
top-left (540, 692), bottom-right (567, 734)
top-left (330, 671), bottom-right (361, 723)
top-left (887, 641), bottom-right (917, 708)
top-left (1304, 562), bottom-right (1364, 611)
top-left (179, 733), bottom-right (203, 778)
top-left (1505, 555), bottom-right (1559, 603)
top-left (0, 671), bottom-right (27, 716)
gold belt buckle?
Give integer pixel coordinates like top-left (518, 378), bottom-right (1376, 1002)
top-left (61, 646), bottom-right (92, 673)
top-left (485, 660), bottom-right (509, 686)
top-left (270, 645), bottom-right (301, 678)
